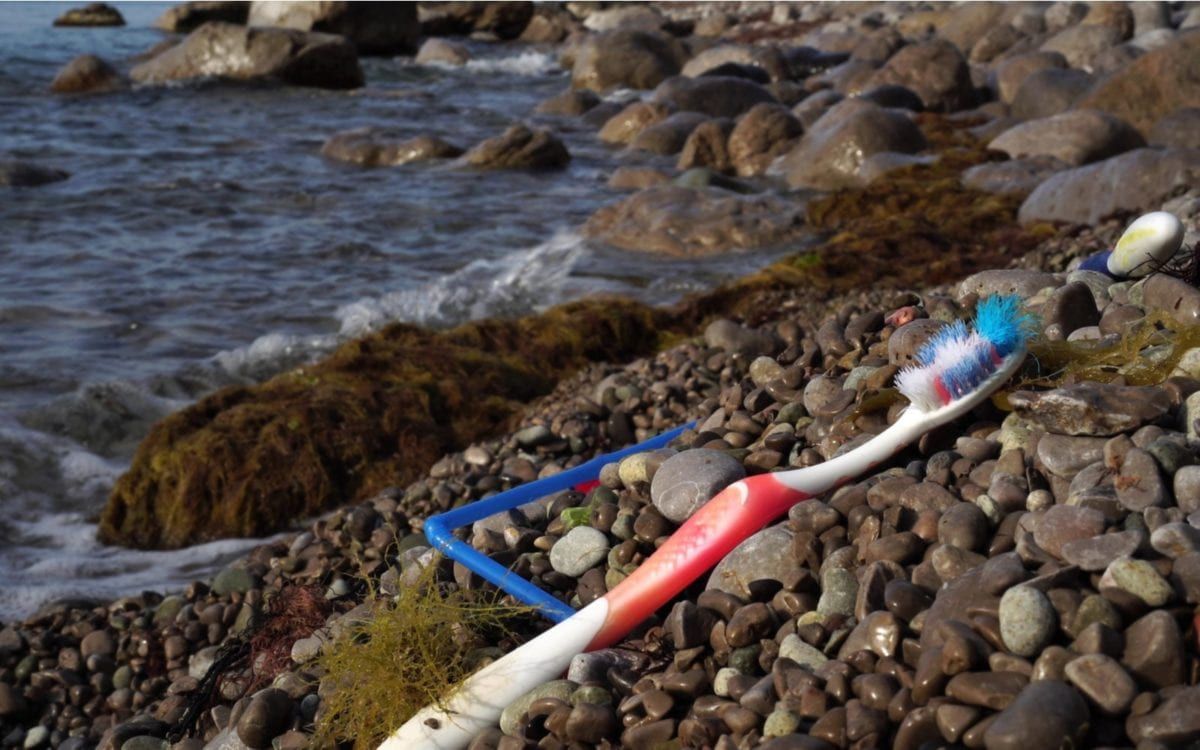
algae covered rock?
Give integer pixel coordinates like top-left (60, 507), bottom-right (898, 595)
top-left (99, 299), bottom-right (670, 548)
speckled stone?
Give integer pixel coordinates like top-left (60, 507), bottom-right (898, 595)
top-left (650, 449), bottom-right (745, 522)
top-left (818, 567), bottom-right (859, 616)
top-left (549, 526), bottom-right (610, 577)
top-left (1105, 556), bottom-right (1173, 606)
top-left (999, 586), bottom-right (1056, 657)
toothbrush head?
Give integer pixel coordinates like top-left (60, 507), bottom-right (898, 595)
top-left (895, 295), bottom-right (1034, 413)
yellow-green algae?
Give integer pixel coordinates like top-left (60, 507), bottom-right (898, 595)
top-left (313, 569), bottom-right (534, 749)
top-left (101, 114), bottom-right (1059, 549)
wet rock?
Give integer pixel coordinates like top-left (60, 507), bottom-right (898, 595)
top-left (501, 680), bottom-right (576, 736)
top-left (550, 526), bottom-right (609, 576)
top-left (629, 112), bottom-right (708, 155)
top-left (939, 503), bottom-right (990, 552)
top-left (247, 1), bottom-right (418, 55)
top-left (999, 586), bottom-right (1056, 657)
top-left (50, 54), bottom-right (125, 94)
top-left (1063, 654), bottom-right (1135, 715)
top-left (946, 671), bottom-right (1028, 710)
top-left (1010, 68), bottom-right (1094, 120)
top-left (583, 185), bottom-right (807, 257)
top-left (837, 611), bottom-right (900, 659)
top-left (727, 103), bottom-right (802, 177)
top-left (867, 38), bottom-right (973, 112)
top-left (778, 633), bottom-right (829, 671)
top-left (1122, 609), bottom-right (1186, 688)
top-left (0, 160), bottom-right (69, 188)
top-left (599, 101), bottom-right (672, 145)
top-left (982, 681), bottom-right (1089, 750)
top-left (776, 99), bottom-right (927, 190)
top-left (1008, 383), bottom-right (1170, 437)
top-left (653, 76), bottom-right (777, 119)
top-left (130, 22), bottom-right (364, 89)
top-left (54, 2), bottom-right (124, 26)
top-left (155, 2), bottom-right (248, 33)
top-left (535, 88), bottom-right (600, 116)
top-left (464, 124), bottom-right (569, 170)
top-left (1149, 107), bottom-right (1200, 151)
top-left (677, 118), bottom-right (734, 172)
top-left (708, 524), bottom-right (800, 599)
top-left (321, 129), bottom-right (463, 167)
top-left (1077, 30), bottom-right (1200, 135)
top-left (571, 30), bottom-right (685, 92)
top-left (681, 44), bottom-right (787, 81)
top-left (1126, 685), bottom-right (1200, 744)
top-left (415, 37), bottom-right (469, 66)
top-left (988, 110), bottom-right (1144, 167)
top-left (235, 688), bottom-right (293, 748)
top-left (1018, 148), bottom-right (1200, 226)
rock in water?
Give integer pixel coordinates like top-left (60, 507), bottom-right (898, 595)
top-left (53, 3), bottom-right (124, 26)
top-left (130, 22), bottom-right (364, 90)
top-left (247, 1), bottom-right (418, 56)
top-left (1106, 211), bottom-right (1185, 277)
top-left (0, 160), bottom-right (69, 188)
top-left (462, 124), bottom-right (569, 170)
top-left (50, 54), bottom-right (125, 94)
top-left (155, 2), bottom-right (249, 33)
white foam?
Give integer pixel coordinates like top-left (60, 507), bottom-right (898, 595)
top-left (214, 331), bottom-right (338, 382)
top-left (336, 229), bottom-right (590, 335)
top-left (464, 50), bottom-right (562, 76)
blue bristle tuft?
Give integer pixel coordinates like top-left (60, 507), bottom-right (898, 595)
top-left (972, 295), bottom-right (1036, 357)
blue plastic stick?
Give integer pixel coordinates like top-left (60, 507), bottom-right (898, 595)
top-left (423, 422), bottom-right (695, 622)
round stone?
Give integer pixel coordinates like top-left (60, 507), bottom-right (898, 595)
top-left (236, 688), bottom-right (293, 748)
top-left (549, 526), bottom-right (610, 577)
top-left (650, 449), bottom-right (745, 523)
top-left (999, 585), bottom-right (1057, 657)
top-left (1106, 556), bottom-right (1173, 606)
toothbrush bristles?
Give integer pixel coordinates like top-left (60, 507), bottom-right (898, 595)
top-left (895, 295), bottom-right (1032, 412)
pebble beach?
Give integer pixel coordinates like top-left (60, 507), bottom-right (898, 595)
top-left (3, 2), bottom-right (1200, 750)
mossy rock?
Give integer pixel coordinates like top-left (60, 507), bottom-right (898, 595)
top-left (100, 298), bottom-right (672, 548)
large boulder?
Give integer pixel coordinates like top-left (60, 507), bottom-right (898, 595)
top-left (155, 2), bottom-right (249, 32)
top-left (321, 128), bottom-right (463, 167)
top-left (774, 99), bottom-right (927, 190)
top-left (727, 103), bottom-right (803, 177)
top-left (652, 75), bottom-right (777, 119)
top-left (418, 2), bottom-right (533, 40)
top-left (1018, 148), bottom-right (1200, 225)
top-left (681, 44), bottom-right (788, 82)
top-left (583, 184), bottom-right (807, 257)
top-left (1040, 23), bottom-right (1125, 70)
top-left (867, 38), bottom-right (974, 112)
top-left (50, 54), bottom-right (125, 94)
top-left (462, 124), bottom-right (569, 169)
top-left (0, 160), bottom-right (70, 188)
top-left (571, 29), bottom-right (687, 92)
top-left (1010, 68), bottom-right (1094, 120)
top-left (990, 50), bottom-right (1067, 105)
top-left (53, 2), bottom-right (124, 26)
top-left (518, 5), bottom-right (578, 43)
top-left (938, 2), bottom-right (1009, 53)
top-left (99, 299), bottom-right (671, 548)
top-left (628, 112), bottom-right (708, 156)
top-left (1150, 108), bottom-right (1200, 150)
top-left (677, 119), bottom-right (735, 173)
top-left (598, 101), bottom-right (672, 145)
top-left (1076, 30), bottom-right (1200, 135)
top-left (130, 22), bottom-right (364, 89)
top-left (987, 109), bottom-right (1145, 166)
top-left (414, 37), bottom-right (470, 66)
top-left (247, 1), bottom-right (419, 55)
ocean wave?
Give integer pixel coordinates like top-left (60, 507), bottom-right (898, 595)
top-left (463, 50), bottom-right (562, 76)
top-left (336, 229), bottom-right (590, 334)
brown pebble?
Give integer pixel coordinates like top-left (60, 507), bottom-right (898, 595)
top-left (936, 702), bottom-right (981, 743)
top-left (945, 671), bottom-right (1028, 710)
top-left (808, 705), bottom-right (847, 746)
top-left (621, 717), bottom-right (675, 749)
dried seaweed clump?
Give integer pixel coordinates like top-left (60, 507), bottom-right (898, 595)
top-left (1020, 312), bottom-right (1200, 388)
top-left (313, 570), bottom-right (534, 749)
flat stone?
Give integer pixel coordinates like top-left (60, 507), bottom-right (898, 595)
top-left (550, 526), bottom-right (610, 577)
top-left (1060, 530), bottom-right (1143, 571)
top-left (1116, 448), bottom-right (1168, 510)
top-left (946, 671), bottom-right (1029, 710)
top-left (650, 449), bottom-right (745, 523)
top-left (958, 269), bottom-right (1059, 302)
top-left (1036, 434), bottom-right (1108, 478)
top-left (1150, 522), bottom-right (1200, 558)
top-left (1063, 654), bottom-right (1136, 715)
top-left (1033, 505), bottom-right (1106, 558)
top-left (1126, 685), bottom-right (1200, 744)
top-left (779, 633), bottom-right (829, 671)
top-left (1008, 383), bottom-right (1170, 436)
top-left (707, 523), bottom-right (800, 599)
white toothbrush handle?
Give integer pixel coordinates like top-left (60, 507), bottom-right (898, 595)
top-left (380, 599), bottom-right (610, 749)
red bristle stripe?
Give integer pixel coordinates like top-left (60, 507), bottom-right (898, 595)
top-left (934, 378), bottom-right (952, 406)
